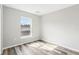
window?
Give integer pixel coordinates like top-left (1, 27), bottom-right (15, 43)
top-left (20, 16), bottom-right (32, 38)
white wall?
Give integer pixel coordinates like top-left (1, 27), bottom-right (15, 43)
top-left (0, 5), bottom-right (3, 54)
top-left (3, 6), bottom-right (41, 49)
top-left (42, 5), bottom-right (79, 51)
top-left (0, 5), bottom-right (1, 54)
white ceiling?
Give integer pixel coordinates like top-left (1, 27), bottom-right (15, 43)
top-left (5, 4), bottom-right (75, 16)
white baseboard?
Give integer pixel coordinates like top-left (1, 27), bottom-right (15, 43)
top-left (43, 39), bottom-right (79, 53)
top-left (3, 39), bottom-right (40, 50)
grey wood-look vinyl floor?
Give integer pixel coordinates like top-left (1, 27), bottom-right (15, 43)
top-left (3, 40), bottom-right (79, 55)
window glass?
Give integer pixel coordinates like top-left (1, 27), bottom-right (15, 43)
top-left (20, 16), bottom-right (32, 37)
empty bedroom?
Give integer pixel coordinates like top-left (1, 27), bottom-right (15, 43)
top-left (0, 4), bottom-right (79, 55)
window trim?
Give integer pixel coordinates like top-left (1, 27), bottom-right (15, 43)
top-left (20, 16), bottom-right (32, 39)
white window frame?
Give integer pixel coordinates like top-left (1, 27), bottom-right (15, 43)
top-left (20, 16), bottom-right (32, 39)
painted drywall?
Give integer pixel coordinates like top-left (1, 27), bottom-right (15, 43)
top-left (0, 5), bottom-right (1, 54)
top-left (0, 5), bottom-right (3, 54)
top-left (41, 5), bottom-right (79, 51)
top-left (3, 6), bottom-right (41, 49)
